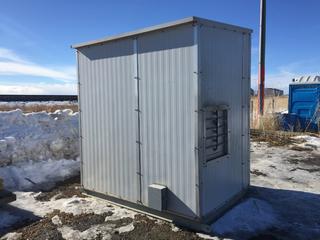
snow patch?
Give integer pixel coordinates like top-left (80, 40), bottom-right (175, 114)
top-left (251, 142), bottom-right (320, 192)
top-left (212, 198), bottom-right (277, 235)
top-left (105, 207), bottom-right (136, 222)
top-left (171, 224), bottom-right (180, 232)
top-left (293, 135), bottom-right (320, 152)
top-left (58, 224), bottom-right (113, 240)
top-left (58, 226), bottom-right (81, 240)
top-left (51, 215), bottom-right (62, 226)
top-left (0, 232), bottom-right (22, 240)
top-left (115, 223), bottom-right (134, 234)
top-left (196, 233), bottom-right (219, 239)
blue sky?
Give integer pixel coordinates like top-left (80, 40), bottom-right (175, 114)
top-left (0, 0), bottom-right (319, 94)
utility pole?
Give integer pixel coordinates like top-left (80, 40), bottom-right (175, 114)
top-left (258, 0), bottom-right (266, 116)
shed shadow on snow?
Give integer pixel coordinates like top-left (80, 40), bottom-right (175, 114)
top-left (0, 204), bottom-right (41, 237)
top-left (246, 185), bottom-right (320, 240)
top-left (212, 186), bottom-right (320, 239)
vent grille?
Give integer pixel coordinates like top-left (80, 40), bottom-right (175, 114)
top-left (203, 106), bottom-right (229, 162)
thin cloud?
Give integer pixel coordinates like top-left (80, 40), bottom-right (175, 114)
top-left (251, 60), bottom-right (320, 93)
top-left (0, 48), bottom-right (29, 63)
top-left (0, 48), bottom-right (76, 82)
top-left (0, 82), bottom-right (76, 95)
top-left (251, 70), bottom-right (319, 93)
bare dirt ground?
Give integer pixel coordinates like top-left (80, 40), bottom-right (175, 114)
top-left (13, 212), bottom-right (205, 240)
top-left (34, 176), bottom-right (86, 202)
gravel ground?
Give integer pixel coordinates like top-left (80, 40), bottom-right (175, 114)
top-left (9, 212), bottom-right (205, 240)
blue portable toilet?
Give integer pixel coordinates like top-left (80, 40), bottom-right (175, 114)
top-left (287, 76), bottom-right (320, 131)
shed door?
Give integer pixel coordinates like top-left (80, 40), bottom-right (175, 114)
top-left (78, 39), bottom-right (139, 203)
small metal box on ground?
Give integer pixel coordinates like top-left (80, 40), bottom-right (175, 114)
top-left (148, 184), bottom-right (167, 211)
top-left (73, 16), bottom-right (251, 232)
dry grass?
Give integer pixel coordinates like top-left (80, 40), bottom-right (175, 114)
top-left (0, 102), bottom-right (78, 113)
top-left (250, 96), bottom-right (288, 129)
top-left (252, 114), bottom-right (281, 131)
top-left (250, 129), bottom-right (306, 147)
top-left (251, 96), bottom-right (288, 114)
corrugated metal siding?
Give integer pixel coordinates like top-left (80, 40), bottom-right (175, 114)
top-left (242, 33), bottom-right (251, 188)
top-left (137, 24), bottom-right (199, 217)
top-left (78, 39), bottom-right (138, 202)
top-left (199, 26), bottom-right (249, 216)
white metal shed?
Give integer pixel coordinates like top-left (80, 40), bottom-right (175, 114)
top-left (73, 16), bottom-right (251, 232)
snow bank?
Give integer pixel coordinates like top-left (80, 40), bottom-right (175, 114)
top-left (0, 159), bottom-right (80, 191)
top-left (0, 109), bottom-right (79, 166)
top-left (212, 198), bottom-right (277, 237)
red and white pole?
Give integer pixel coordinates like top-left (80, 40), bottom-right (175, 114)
top-left (258, 0), bottom-right (266, 117)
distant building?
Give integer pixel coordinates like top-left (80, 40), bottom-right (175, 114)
top-left (264, 88), bottom-right (284, 97)
top-left (250, 88), bottom-right (255, 96)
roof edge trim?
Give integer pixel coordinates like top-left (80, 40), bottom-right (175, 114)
top-left (72, 16), bottom-right (252, 49)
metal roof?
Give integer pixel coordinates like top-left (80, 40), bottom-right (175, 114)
top-left (72, 16), bottom-right (252, 49)
top-left (291, 75), bottom-right (320, 84)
